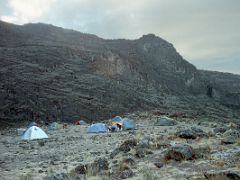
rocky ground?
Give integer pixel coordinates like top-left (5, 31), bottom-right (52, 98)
top-left (0, 111), bottom-right (240, 180)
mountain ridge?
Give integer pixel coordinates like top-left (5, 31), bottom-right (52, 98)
top-left (0, 21), bottom-right (239, 124)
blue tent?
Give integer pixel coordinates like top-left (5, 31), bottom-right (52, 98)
top-left (112, 116), bottom-right (122, 123)
top-left (79, 120), bottom-right (87, 125)
top-left (22, 126), bottom-right (48, 140)
top-left (48, 122), bottom-right (60, 130)
top-left (87, 123), bottom-right (109, 133)
top-left (75, 120), bottom-right (87, 125)
top-left (122, 118), bottom-right (136, 130)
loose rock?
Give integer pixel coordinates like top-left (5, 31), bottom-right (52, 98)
top-left (165, 144), bottom-right (194, 161)
top-left (176, 127), bottom-right (207, 139)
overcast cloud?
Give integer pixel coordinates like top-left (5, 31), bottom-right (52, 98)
top-left (1, 0), bottom-right (239, 74)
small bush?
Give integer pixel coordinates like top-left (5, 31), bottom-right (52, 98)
top-left (236, 162), bottom-right (240, 169)
top-left (203, 173), bottom-right (229, 180)
top-left (119, 162), bottom-right (130, 171)
top-left (38, 140), bottom-right (45, 146)
top-left (141, 167), bottom-right (158, 180)
top-left (19, 173), bottom-right (33, 180)
top-left (67, 169), bottom-right (77, 180)
top-left (211, 160), bottom-right (225, 168)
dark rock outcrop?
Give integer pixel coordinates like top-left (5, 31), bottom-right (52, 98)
top-left (164, 144), bottom-right (194, 161)
top-left (0, 20), bottom-right (239, 124)
top-left (200, 70), bottom-right (240, 109)
top-left (176, 127), bottom-right (207, 139)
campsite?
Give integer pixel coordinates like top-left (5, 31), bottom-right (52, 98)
top-left (0, 2), bottom-right (240, 179)
top-left (0, 111), bottom-right (239, 179)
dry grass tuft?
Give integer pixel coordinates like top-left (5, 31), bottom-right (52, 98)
top-left (140, 166), bottom-right (158, 180)
top-left (37, 140), bottom-right (45, 146)
top-left (237, 138), bottom-right (240, 146)
top-left (203, 173), bottom-right (229, 180)
top-left (19, 173), bottom-right (34, 180)
top-left (67, 169), bottom-right (77, 180)
top-left (119, 162), bottom-right (130, 171)
top-left (236, 161), bottom-right (240, 169)
top-left (211, 160), bottom-right (225, 168)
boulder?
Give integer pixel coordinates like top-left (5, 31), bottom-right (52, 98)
top-left (91, 157), bottom-right (109, 172)
top-left (221, 136), bottom-right (237, 145)
top-left (135, 147), bottom-right (145, 158)
top-left (154, 162), bottom-right (164, 168)
top-left (223, 129), bottom-right (240, 138)
top-left (110, 139), bottom-right (137, 158)
top-left (204, 170), bottom-right (240, 180)
top-left (74, 158), bottom-right (109, 176)
top-left (176, 127), bottom-right (207, 139)
top-left (119, 169), bottom-right (134, 179)
top-left (165, 144), bottom-right (194, 161)
top-left (75, 164), bottom-right (88, 174)
top-left (176, 129), bottom-right (197, 139)
top-left (214, 126), bottom-right (228, 134)
top-left (118, 139), bottom-right (137, 153)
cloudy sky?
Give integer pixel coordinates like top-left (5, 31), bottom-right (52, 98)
top-left (0, 0), bottom-right (239, 74)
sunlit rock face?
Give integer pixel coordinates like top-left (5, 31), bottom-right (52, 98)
top-left (0, 21), bottom-right (239, 123)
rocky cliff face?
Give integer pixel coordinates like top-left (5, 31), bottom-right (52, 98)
top-left (200, 70), bottom-right (240, 109)
top-left (0, 21), bottom-right (239, 123)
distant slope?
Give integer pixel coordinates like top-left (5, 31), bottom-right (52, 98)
top-left (0, 20), bottom-right (239, 123)
top-left (200, 70), bottom-right (240, 109)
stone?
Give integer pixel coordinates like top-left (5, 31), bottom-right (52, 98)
top-left (176, 127), bottom-right (207, 139)
top-left (155, 141), bottom-right (171, 149)
top-left (135, 147), bottom-right (145, 158)
top-left (176, 129), bottom-right (197, 139)
top-left (154, 162), bottom-right (164, 168)
top-left (165, 144), bottom-right (194, 161)
top-left (204, 170), bottom-right (240, 180)
top-left (119, 139), bottom-right (137, 153)
top-left (91, 157), bottom-right (109, 172)
top-left (75, 164), bottom-right (87, 174)
top-left (74, 158), bottom-right (109, 175)
top-left (119, 169), bottom-right (134, 179)
top-left (223, 129), bottom-right (240, 139)
top-left (110, 139), bottom-right (137, 158)
top-left (221, 136), bottom-right (237, 145)
top-left (38, 169), bottom-right (44, 173)
top-left (214, 126), bottom-right (228, 134)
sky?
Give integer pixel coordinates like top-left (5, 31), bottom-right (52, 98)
top-left (0, 0), bottom-right (239, 74)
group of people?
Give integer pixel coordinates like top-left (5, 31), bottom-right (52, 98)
top-left (110, 122), bottom-right (122, 132)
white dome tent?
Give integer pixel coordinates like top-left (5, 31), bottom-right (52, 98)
top-left (22, 126), bottom-right (48, 140)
